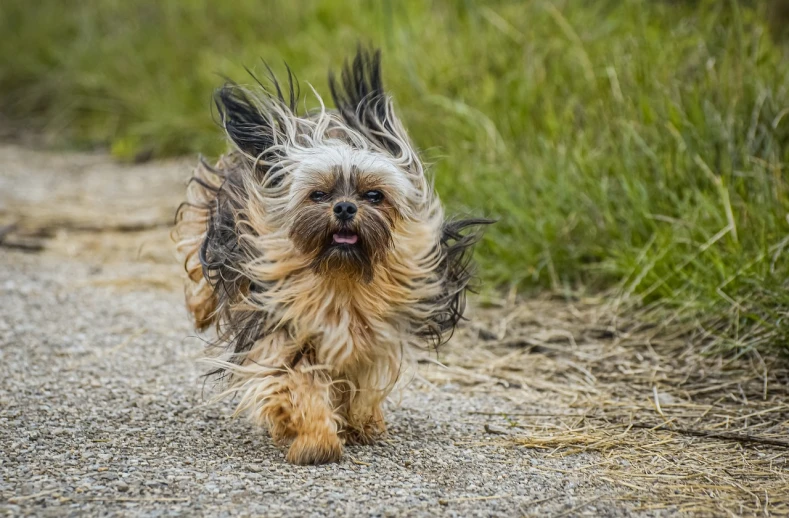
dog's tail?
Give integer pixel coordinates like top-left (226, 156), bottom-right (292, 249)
top-left (173, 156), bottom-right (223, 330)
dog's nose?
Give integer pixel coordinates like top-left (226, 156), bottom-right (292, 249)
top-left (333, 201), bottom-right (357, 221)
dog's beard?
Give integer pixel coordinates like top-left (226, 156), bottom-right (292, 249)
top-left (289, 205), bottom-right (394, 282)
top-left (316, 228), bottom-right (374, 281)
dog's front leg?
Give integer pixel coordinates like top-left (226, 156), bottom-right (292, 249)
top-left (256, 367), bottom-right (342, 464)
top-left (279, 362), bottom-right (343, 465)
top-left (240, 339), bottom-right (343, 465)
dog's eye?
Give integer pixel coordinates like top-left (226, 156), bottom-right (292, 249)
top-left (364, 190), bottom-right (384, 204)
top-left (310, 191), bottom-right (328, 202)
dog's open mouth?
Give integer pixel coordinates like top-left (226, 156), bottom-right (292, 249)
top-left (332, 229), bottom-right (358, 245)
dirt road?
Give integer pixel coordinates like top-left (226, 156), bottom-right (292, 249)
top-left (1, 145), bottom-right (787, 516)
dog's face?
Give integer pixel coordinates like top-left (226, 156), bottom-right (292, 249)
top-left (286, 146), bottom-right (417, 281)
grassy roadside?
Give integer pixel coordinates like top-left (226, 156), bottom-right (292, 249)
top-left (2, 1), bottom-right (789, 353)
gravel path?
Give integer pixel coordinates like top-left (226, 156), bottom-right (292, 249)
top-left (0, 145), bottom-right (651, 517)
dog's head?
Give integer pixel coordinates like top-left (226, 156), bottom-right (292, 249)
top-left (214, 48), bottom-right (432, 282)
top-left (286, 153), bottom-right (417, 281)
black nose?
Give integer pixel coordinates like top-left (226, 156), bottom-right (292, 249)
top-left (333, 201), bottom-right (357, 221)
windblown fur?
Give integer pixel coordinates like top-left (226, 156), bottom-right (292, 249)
top-left (174, 48), bottom-right (490, 464)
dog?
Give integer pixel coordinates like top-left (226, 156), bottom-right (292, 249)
top-left (174, 48), bottom-right (490, 464)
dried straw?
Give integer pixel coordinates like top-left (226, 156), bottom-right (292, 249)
top-left (424, 295), bottom-right (789, 516)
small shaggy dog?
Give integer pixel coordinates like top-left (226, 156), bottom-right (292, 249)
top-left (175, 48), bottom-right (489, 464)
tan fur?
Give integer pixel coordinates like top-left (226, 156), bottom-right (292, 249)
top-left (176, 147), bottom-right (444, 463)
top-left (173, 69), bottom-right (476, 464)
top-left (173, 158), bottom-right (224, 330)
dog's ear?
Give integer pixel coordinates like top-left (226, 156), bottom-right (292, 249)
top-left (215, 86), bottom-right (275, 160)
top-left (214, 69), bottom-right (299, 164)
top-left (329, 48), bottom-right (415, 161)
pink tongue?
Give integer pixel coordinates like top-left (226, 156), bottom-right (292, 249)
top-left (333, 233), bottom-right (358, 245)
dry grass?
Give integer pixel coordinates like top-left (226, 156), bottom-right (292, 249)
top-left (425, 296), bottom-right (789, 516)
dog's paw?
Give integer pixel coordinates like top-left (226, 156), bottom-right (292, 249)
top-left (344, 425), bottom-right (385, 446)
top-left (344, 412), bottom-right (386, 445)
top-left (286, 433), bottom-right (343, 465)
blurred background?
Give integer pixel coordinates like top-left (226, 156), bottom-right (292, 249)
top-left (2, 0), bottom-right (789, 353)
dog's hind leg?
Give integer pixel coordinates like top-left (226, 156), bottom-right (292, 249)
top-left (343, 364), bottom-right (389, 445)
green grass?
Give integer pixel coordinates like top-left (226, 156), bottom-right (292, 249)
top-left (3, 0), bottom-right (789, 353)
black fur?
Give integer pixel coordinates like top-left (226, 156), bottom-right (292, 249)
top-left (199, 168), bottom-right (264, 375)
top-left (418, 218), bottom-right (494, 348)
top-left (215, 87), bottom-right (274, 161)
top-left (214, 63), bottom-right (299, 163)
top-left (329, 47), bottom-right (404, 155)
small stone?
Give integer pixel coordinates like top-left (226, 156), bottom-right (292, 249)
top-left (115, 481), bottom-right (129, 492)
